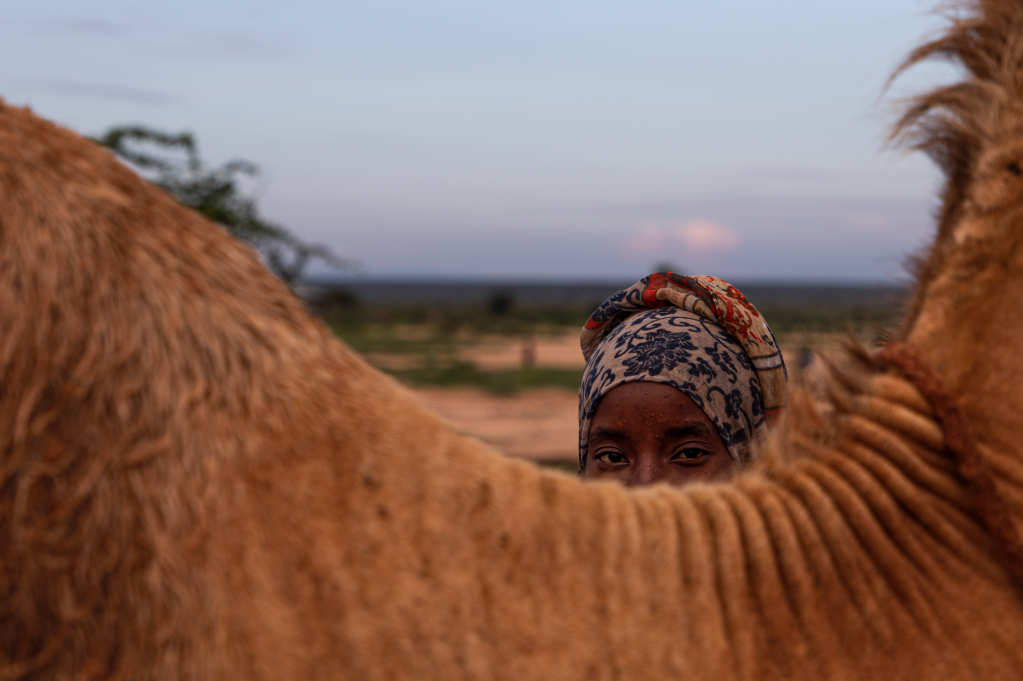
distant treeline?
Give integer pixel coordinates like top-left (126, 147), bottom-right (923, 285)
top-left (302, 279), bottom-right (908, 335)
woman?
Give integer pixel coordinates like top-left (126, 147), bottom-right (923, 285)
top-left (578, 273), bottom-right (786, 486)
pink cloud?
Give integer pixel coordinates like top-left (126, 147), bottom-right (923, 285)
top-left (623, 220), bottom-right (740, 257)
top-left (679, 220), bottom-right (740, 253)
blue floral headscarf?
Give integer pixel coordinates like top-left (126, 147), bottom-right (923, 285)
top-left (578, 273), bottom-right (787, 471)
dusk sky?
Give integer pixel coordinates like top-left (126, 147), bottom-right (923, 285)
top-left (3, 0), bottom-right (956, 282)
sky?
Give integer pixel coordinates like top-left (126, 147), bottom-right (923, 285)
top-left (1, 0), bottom-right (958, 282)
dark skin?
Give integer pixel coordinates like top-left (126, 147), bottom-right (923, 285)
top-left (582, 381), bottom-right (736, 487)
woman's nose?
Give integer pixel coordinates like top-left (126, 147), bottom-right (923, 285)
top-left (628, 453), bottom-right (666, 487)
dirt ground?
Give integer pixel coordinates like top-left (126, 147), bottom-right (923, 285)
top-left (460, 333), bottom-right (586, 370)
top-left (414, 387), bottom-right (580, 464)
top-left (407, 332), bottom-right (583, 464)
top-left (368, 332), bottom-right (587, 372)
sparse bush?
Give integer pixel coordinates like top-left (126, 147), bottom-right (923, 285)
top-left (95, 125), bottom-right (352, 285)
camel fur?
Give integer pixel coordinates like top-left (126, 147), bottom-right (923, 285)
top-left (6, 1), bottom-right (1023, 678)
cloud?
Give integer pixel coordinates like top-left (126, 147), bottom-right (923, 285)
top-left (680, 220), bottom-right (740, 252)
top-left (31, 19), bottom-right (288, 59)
top-left (37, 18), bottom-right (128, 36)
top-left (166, 32), bottom-right (291, 58)
top-left (34, 81), bottom-right (177, 105)
top-left (624, 220), bottom-right (740, 257)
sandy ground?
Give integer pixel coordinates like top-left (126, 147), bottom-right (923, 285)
top-left (413, 387), bottom-right (579, 463)
top-left (368, 332), bottom-right (587, 372)
top-left (461, 333), bottom-right (586, 370)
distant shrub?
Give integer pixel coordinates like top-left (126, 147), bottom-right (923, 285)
top-left (487, 292), bottom-right (515, 316)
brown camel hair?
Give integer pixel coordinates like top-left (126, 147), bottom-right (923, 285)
top-left (6, 0), bottom-right (1023, 678)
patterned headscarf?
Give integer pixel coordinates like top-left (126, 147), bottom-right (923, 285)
top-left (578, 273), bottom-right (787, 471)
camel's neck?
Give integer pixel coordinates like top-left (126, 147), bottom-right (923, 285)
top-left (901, 232), bottom-right (1023, 527)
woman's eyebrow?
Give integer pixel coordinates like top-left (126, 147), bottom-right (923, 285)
top-left (588, 427), bottom-right (628, 442)
top-left (665, 424), bottom-right (715, 439)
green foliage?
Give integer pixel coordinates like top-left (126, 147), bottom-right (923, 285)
top-left (387, 362), bottom-right (582, 394)
top-left (324, 301), bottom-right (594, 344)
top-left (321, 302), bottom-right (590, 391)
top-left (320, 297), bottom-right (903, 390)
top-left (95, 125), bottom-right (349, 285)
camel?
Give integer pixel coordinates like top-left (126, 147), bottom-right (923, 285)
top-left (5, 0), bottom-right (1023, 678)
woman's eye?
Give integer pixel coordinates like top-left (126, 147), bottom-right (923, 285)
top-left (596, 451), bottom-right (628, 465)
top-left (673, 448), bottom-right (708, 460)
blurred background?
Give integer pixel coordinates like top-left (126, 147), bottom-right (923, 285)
top-left (2, 0), bottom-right (955, 466)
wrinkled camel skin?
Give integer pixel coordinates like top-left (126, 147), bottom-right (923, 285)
top-left (6, 1), bottom-right (1023, 679)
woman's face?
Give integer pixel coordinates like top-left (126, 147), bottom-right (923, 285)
top-left (582, 381), bottom-right (735, 487)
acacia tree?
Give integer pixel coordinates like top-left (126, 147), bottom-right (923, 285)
top-left (95, 125), bottom-right (349, 285)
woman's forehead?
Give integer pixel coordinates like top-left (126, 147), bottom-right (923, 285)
top-left (588, 384), bottom-right (720, 449)
top-left (591, 382), bottom-right (707, 423)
